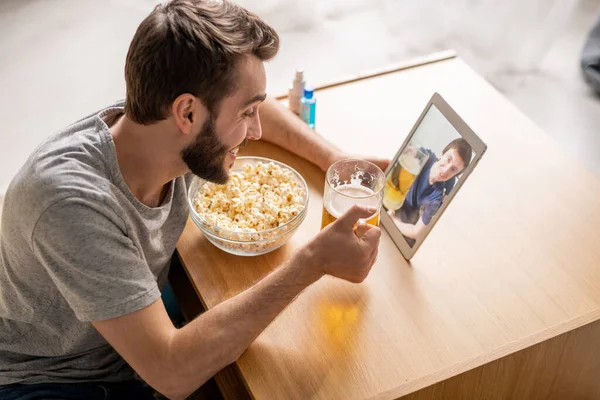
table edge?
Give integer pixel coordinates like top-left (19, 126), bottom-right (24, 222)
top-left (273, 49), bottom-right (457, 99)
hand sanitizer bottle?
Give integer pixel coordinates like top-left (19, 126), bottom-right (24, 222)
top-left (288, 70), bottom-right (305, 116)
top-left (301, 86), bottom-right (316, 129)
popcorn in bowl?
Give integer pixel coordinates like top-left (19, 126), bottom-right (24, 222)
top-left (188, 157), bottom-right (309, 256)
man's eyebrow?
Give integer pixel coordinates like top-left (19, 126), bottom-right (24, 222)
top-left (243, 93), bottom-right (267, 107)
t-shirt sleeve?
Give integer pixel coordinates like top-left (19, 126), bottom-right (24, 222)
top-left (184, 172), bottom-right (196, 188)
top-left (421, 198), bottom-right (442, 225)
top-left (31, 197), bottom-right (160, 321)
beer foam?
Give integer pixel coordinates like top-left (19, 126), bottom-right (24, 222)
top-left (330, 168), bottom-right (377, 190)
top-left (398, 154), bottom-right (423, 176)
top-left (325, 183), bottom-right (378, 218)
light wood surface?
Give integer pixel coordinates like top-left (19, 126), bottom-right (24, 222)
top-left (177, 55), bottom-right (600, 399)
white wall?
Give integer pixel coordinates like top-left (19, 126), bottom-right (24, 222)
top-left (412, 105), bottom-right (461, 158)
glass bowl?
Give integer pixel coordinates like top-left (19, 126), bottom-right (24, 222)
top-left (187, 156), bottom-right (309, 256)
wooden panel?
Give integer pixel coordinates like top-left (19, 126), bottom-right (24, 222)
top-left (398, 319), bottom-right (600, 400)
top-left (177, 56), bottom-right (600, 400)
top-left (168, 254), bottom-right (204, 322)
top-left (0, 195), bottom-right (4, 229)
top-left (214, 364), bottom-right (252, 400)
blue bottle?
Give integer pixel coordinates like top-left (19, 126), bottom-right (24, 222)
top-left (301, 86), bottom-right (316, 129)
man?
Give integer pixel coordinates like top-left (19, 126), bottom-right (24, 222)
top-left (581, 12), bottom-right (600, 93)
top-left (388, 138), bottom-right (472, 244)
top-left (0, 1), bottom-right (386, 399)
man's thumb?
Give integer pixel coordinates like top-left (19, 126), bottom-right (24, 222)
top-left (354, 220), bottom-right (372, 238)
top-left (338, 204), bottom-right (378, 230)
top-left (361, 225), bottom-right (382, 246)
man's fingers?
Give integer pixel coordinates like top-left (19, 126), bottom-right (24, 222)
top-left (369, 247), bottom-right (379, 265)
top-left (361, 225), bottom-right (382, 246)
top-left (354, 220), bottom-right (372, 238)
top-left (337, 205), bottom-right (378, 230)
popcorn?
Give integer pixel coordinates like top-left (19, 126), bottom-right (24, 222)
top-left (194, 162), bottom-right (306, 233)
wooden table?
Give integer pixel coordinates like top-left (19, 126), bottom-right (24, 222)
top-left (176, 51), bottom-right (600, 400)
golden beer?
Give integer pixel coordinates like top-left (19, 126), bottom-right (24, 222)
top-left (321, 184), bottom-right (381, 229)
top-left (382, 154), bottom-right (422, 211)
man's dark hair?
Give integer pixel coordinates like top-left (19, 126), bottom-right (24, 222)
top-left (124, 0), bottom-right (279, 124)
top-left (442, 138), bottom-right (472, 171)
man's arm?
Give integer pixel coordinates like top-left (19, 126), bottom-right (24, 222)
top-left (94, 251), bottom-right (319, 400)
top-left (93, 205), bottom-right (381, 400)
top-left (259, 96), bottom-right (341, 171)
top-left (394, 216), bottom-right (427, 240)
top-left (259, 96), bottom-right (389, 172)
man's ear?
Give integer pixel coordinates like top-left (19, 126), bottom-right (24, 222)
top-left (172, 94), bottom-right (203, 136)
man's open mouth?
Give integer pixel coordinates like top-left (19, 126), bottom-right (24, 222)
top-left (229, 139), bottom-right (248, 156)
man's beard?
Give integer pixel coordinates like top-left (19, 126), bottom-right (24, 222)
top-left (181, 115), bottom-right (230, 184)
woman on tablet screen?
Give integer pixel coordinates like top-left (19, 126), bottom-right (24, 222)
top-left (387, 138), bottom-right (472, 246)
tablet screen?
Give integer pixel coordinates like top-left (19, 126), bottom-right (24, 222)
top-left (382, 102), bottom-right (479, 251)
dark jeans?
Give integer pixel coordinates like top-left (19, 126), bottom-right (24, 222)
top-left (0, 380), bottom-right (155, 400)
top-left (398, 204), bottom-right (419, 248)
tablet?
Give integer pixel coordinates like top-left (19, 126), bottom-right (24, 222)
top-left (380, 93), bottom-right (487, 260)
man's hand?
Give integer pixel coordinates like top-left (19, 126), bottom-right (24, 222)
top-left (305, 205), bottom-right (381, 283)
top-left (393, 216), bottom-right (426, 240)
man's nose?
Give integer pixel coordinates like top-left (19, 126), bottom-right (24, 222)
top-left (246, 112), bottom-right (262, 141)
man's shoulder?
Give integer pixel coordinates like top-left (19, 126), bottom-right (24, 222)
top-left (3, 167), bottom-right (120, 243)
top-left (11, 138), bottom-right (112, 206)
top-left (2, 103), bottom-right (125, 238)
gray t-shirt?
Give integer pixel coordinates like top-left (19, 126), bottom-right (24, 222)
top-left (0, 102), bottom-right (190, 384)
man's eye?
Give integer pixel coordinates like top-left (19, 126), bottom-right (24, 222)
top-left (243, 108), bottom-right (257, 118)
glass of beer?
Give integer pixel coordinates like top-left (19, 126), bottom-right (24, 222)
top-left (321, 159), bottom-right (385, 230)
top-left (382, 143), bottom-right (429, 211)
